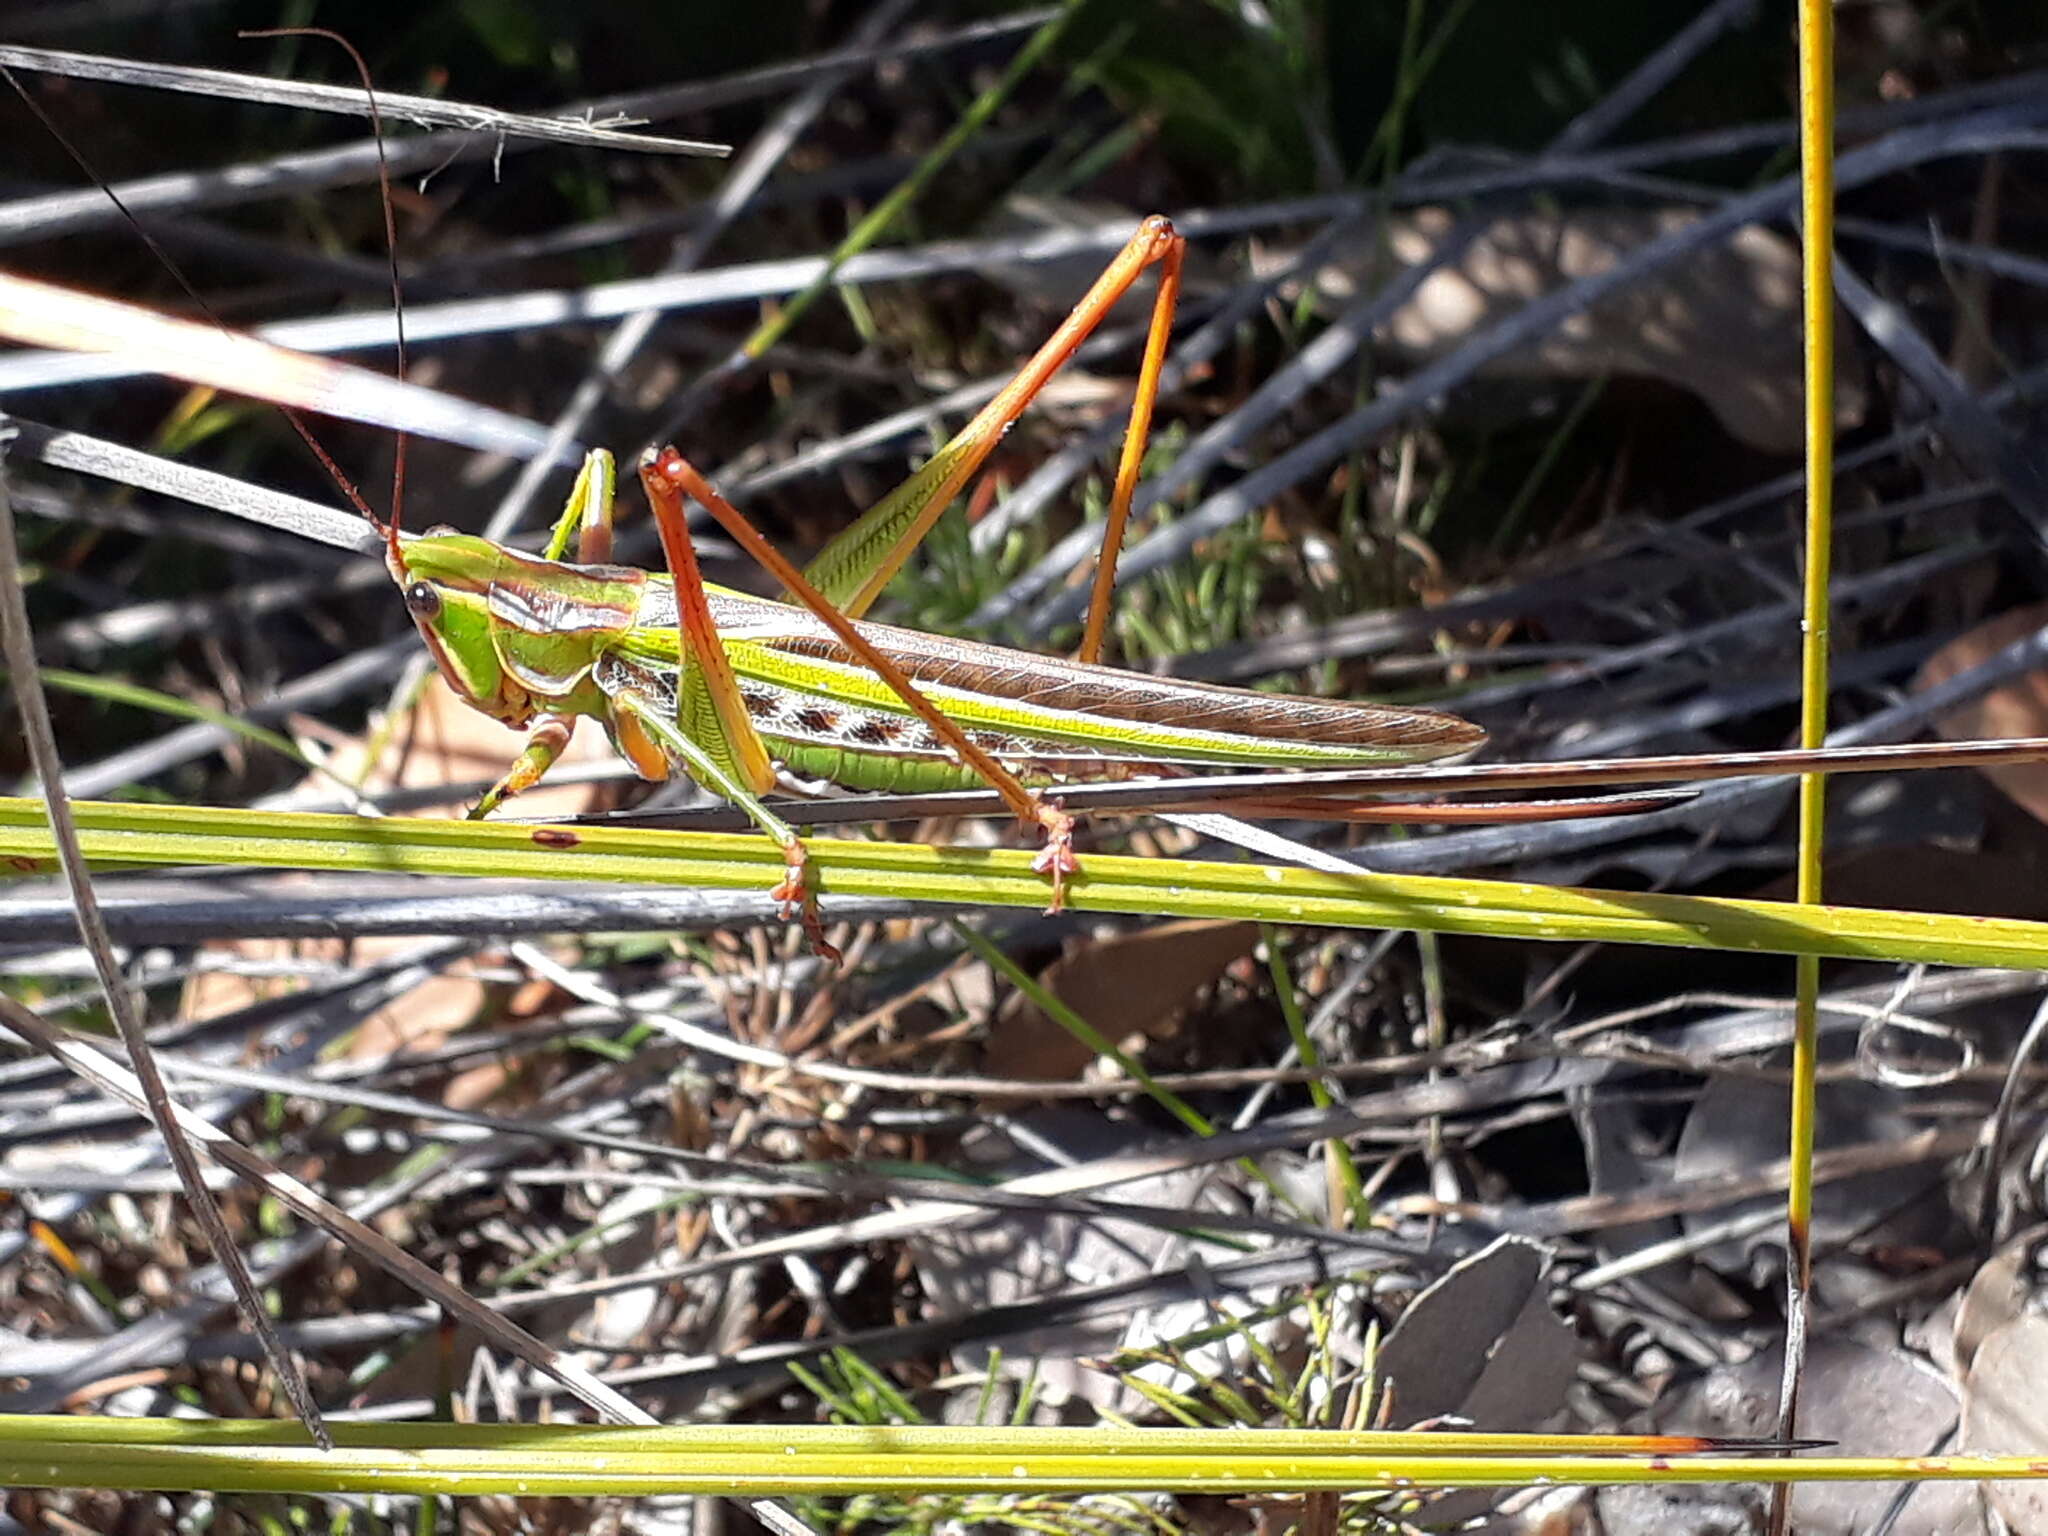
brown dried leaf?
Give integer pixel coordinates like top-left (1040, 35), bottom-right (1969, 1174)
top-left (182, 934), bottom-right (488, 1062)
top-left (1341, 207), bottom-right (1868, 454)
top-left (1953, 1224), bottom-right (2048, 1376)
top-left (1915, 601), bottom-right (2048, 822)
top-left (986, 919), bottom-right (1257, 1081)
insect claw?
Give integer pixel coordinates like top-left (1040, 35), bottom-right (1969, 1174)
top-left (1030, 803), bottom-right (1079, 914)
top-left (771, 842), bottom-right (842, 964)
top-left (798, 906), bottom-right (842, 965)
top-left (471, 777), bottom-right (521, 818)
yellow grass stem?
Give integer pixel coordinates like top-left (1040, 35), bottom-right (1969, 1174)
top-left (1781, 0), bottom-right (1839, 1480)
top-left (0, 1416), bottom-right (2041, 1498)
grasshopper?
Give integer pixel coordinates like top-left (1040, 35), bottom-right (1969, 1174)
top-left (377, 217), bottom-right (1492, 954)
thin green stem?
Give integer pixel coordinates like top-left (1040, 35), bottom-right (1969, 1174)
top-left (1262, 930), bottom-right (1367, 1223)
top-left (735, 2), bottom-right (1076, 367)
top-left (1777, 0), bottom-right (1837, 1506)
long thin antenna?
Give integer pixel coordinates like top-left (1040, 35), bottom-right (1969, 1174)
top-left (241, 28), bottom-right (409, 548)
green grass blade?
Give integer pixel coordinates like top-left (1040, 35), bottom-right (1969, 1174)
top-left (4, 798), bottom-right (2048, 970)
top-left (33, 667), bottom-right (314, 769)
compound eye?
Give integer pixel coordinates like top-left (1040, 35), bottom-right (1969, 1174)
top-left (404, 582), bottom-right (442, 620)
top-left (424, 523), bottom-right (459, 537)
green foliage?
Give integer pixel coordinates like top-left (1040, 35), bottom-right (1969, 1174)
top-left (788, 1351), bottom-right (1167, 1536)
top-left (454, 0), bottom-right (556, 70)
top-left (1061, 0), bottom-right (1791, 194)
